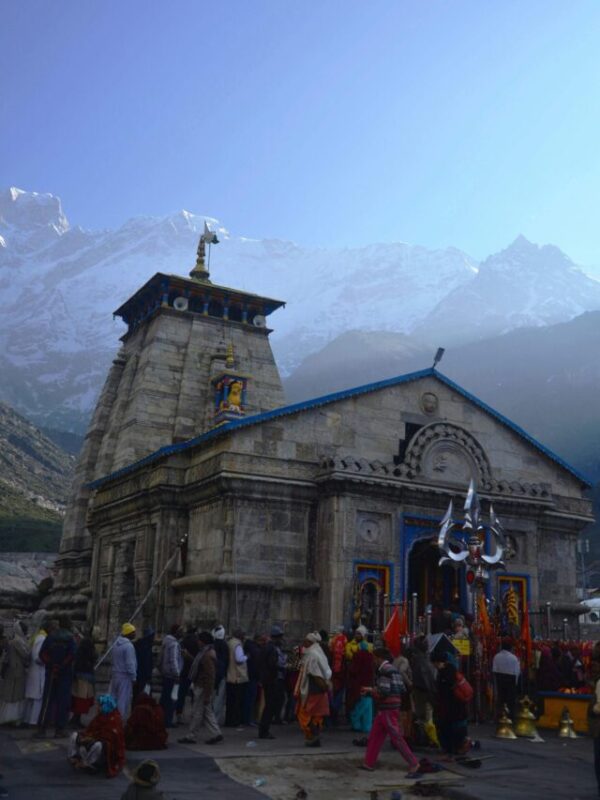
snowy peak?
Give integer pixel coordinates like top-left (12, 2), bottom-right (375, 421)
top-left (479, 234), bottom-right (588, 281)
top-left (414, 236), bottom-right (600, 346)
top-left (0, 187), bottom-right (69, 234)
top-left (1, 185), bottom-right (599, 434)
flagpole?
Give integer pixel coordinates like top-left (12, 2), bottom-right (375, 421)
top-left (95, 534), bottom-right (187, 670)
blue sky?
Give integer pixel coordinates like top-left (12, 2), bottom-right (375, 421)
top-left (2, 1), bottom-right (600, 263)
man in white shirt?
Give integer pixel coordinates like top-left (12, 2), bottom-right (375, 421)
top-left (492, 639), bottom-right (521, 723)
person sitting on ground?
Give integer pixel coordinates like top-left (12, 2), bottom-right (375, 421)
top-left (67, 694), bottom-right (125, 777)
top-left (125, 692), bottom-right (168, 751)
top-left (120, 759), bottom-right (164, 799)
top-left (360, 647), bottom-right (423, 777)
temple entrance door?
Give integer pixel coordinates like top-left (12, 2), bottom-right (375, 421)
top-left (408, 538), bottom-right (461, 615)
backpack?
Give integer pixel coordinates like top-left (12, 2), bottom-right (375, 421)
top-left (453, 671), bottom-right (474, 703)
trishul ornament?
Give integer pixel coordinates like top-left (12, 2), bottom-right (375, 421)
top-left (437, 479), bottom-right (506, 579)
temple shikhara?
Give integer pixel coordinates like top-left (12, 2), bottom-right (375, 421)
top-left (49, 231), bottom-right (594, 643)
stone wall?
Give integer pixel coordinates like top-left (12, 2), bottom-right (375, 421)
top-left (83, 372), bottom-right (593, 639)
top-left (53, 302), bottom-right (284, 619)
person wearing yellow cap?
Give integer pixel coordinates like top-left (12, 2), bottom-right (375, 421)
top-left (109, 623), bottom-right (137, 722)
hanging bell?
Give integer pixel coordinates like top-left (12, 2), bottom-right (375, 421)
top-left (495, 705), bottom-right (517, 739)
top-left (514, 695), bottom-right (539, 739)
top-left (558, 706), bottom-right (577, 739)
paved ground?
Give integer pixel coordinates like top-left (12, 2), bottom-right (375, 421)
top-left (0, 721), bottom-right (597, 800)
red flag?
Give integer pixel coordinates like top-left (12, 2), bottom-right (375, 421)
top-left (521, 603), bottom-right (533, 665)
top-left (383, 606), bottom-right (402, 657)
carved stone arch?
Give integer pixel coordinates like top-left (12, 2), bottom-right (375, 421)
top-left (402, 423), bottom-right (492, 488)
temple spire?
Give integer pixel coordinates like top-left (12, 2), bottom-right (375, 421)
top-left (189, 221), bottom-right (219, 283)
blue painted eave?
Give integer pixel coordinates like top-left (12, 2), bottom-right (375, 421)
top-left (88, 367), bottom-right (592, 490)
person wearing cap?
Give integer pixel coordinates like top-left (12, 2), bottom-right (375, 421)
top-left (361, 647), bottom-right (422, 777)
top-left (110, 623), bottom-right (137, 722)
top-left (258, 626), bottom-right (287, 739)
top-left (120, 759), bottom-right (164, 799)
top-left (295, 632), bottom-right (331, 747)
top-left (68, 694), bottom-right (125, 777)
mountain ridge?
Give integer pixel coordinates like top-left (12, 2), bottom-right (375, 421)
top-left (2, 187), bottom-right (600, 436)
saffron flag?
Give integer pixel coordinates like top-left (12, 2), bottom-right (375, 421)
top-left (477, 593), bottom-right (491, 638)
top-left (521, 603), bottom-right (533, 665)
top-left (383, 606), bottom-right (402, 657)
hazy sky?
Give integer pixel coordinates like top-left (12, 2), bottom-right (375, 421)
top-left (2, 1), bottom-right (600, 263)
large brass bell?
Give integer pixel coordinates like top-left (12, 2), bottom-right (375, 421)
top-left (495, 705), bottom-right (517, 739)
top-left (558, 706), bottom-right (577, 739)
top-left (514, 696), bottom-right (539, 739)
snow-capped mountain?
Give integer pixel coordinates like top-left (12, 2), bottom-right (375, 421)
top-left (413, 235), bottom-right (600, 345)
top-left (0, 187), bottom-right (476, 431)
top-left (2, 186), bottom-right (600, 434)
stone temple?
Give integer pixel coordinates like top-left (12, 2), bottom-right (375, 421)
top-left (50, 235), bottom-right (594, 643)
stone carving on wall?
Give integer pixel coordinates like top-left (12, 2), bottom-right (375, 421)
top-left (403, 423), bottom-right (492, 487)
top-left (354, 511), bottom-right (391, 549)
top-left (420, 392), bottom-right (439, 415)
top-left (504, 534), bottom-right (518, 561)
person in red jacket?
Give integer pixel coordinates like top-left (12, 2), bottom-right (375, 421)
top-left (360, 647), bottom-right (422, 776)
top-left (68, 694), bottom-right (125, 777)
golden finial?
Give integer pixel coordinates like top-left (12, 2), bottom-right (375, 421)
top-left (226, 342), bottom-right (235, 368)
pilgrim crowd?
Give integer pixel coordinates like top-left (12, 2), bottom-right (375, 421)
top-left (0, 610), bottom-right (598, 796)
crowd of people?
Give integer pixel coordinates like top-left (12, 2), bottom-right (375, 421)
top-left (1, 609), bottom-right (599, 797)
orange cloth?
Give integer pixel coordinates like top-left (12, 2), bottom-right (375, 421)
top-left (296, 696), bottom-right (328, 739)
top-left (521, 604), bottom-right (533, 666)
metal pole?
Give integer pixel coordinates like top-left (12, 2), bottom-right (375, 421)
top-left (411, 592), bottom-right (418, 636)
top-left (546, 602), bottom-right (552, 638)
top-left (426, 605), bottom-right (432, 636)
top-left (580, 539), bottom-right (589, 600)
top-left (562, 618), bottom-right (569, 641)
top-left (95, 538), bottom-right (185, 670)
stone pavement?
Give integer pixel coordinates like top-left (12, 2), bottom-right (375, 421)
top-left (0, 722), bottom-right (597, 800)
top-left (0, 727), bottom-right (263, 800)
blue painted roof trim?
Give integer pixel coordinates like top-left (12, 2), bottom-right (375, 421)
top-left (89, 367), bottom-right (592, 489)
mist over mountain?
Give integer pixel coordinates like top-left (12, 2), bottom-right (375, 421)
top-left (285, 311), bottom-right (600, 482)
top-left (2, 187), bottom-right (600, 445)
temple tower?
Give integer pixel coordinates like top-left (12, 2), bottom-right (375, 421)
top-left (50, 231), bottom-right (285, 617)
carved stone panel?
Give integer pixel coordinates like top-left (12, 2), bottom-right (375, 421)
top-left (354, 510), bottom-right (392, 552)
top-left (403, 423), bottom-right (492, 487)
